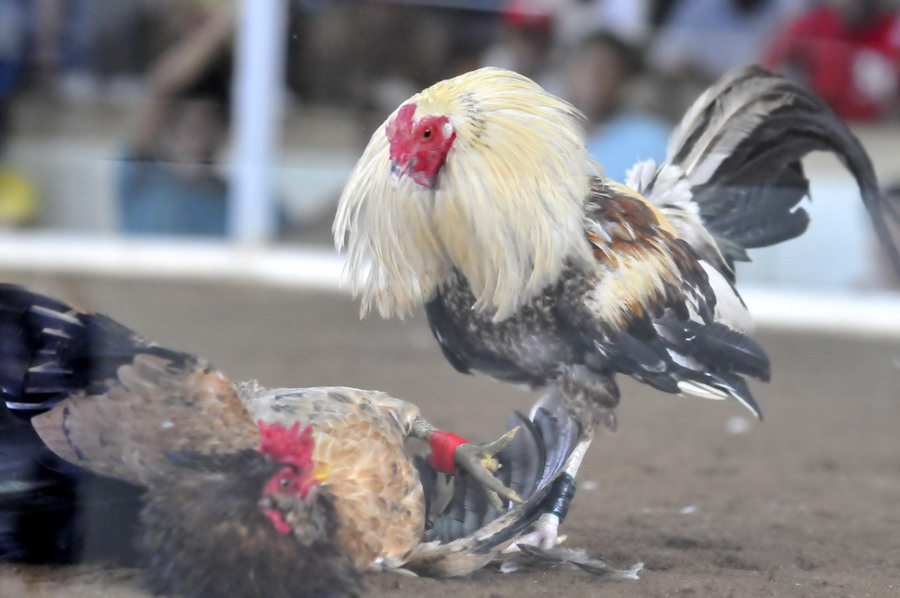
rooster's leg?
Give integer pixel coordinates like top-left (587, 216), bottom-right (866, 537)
top-left (410, 416), bottom-right (522, 511)
top-left (508, 375), bottom-right (614, 551)
top-left (507, 436), bottom-right (591, 550)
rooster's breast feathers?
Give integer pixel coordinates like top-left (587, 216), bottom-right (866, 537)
top-left (242, 385), bottom-right (426, 568)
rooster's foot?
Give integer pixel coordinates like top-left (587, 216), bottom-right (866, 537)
top-left (410, 417), bottom-right (522, 511)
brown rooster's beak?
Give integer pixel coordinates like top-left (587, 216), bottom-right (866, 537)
top-left (297, 462), bottom-right (331, 497)
top-left (313, 462), bottom-right (331, 483)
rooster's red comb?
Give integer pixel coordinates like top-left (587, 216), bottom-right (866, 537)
top-left (257, 421), bottom-right (315, 472)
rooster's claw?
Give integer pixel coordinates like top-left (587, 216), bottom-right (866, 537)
top-left (455, 426), bottom-right (523, 511)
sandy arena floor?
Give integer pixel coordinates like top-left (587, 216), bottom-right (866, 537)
top-left (1, 275), bottom-right (898, 597)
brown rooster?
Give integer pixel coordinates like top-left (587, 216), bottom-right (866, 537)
top-left (0, 284), bottom-right (581, 596)
top-left (334, 66), bottom-right (900, 547)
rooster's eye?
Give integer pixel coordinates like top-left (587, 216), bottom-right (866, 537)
top-left (279, 477), bottom-right (292, 489)
top-left (423, 129), bottom-right (432, 139)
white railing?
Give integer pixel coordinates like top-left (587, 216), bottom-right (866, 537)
top-left (0, 231), bottom-right (897, 338)
top-left (230, 0), bottom-right (288, 242)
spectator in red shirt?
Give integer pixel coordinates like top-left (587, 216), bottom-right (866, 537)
top-left (765, 0), bottom-right (900, 121)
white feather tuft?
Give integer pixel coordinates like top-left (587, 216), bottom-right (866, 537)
top-left (624, 159), bottom-right (657, 193)
top-left (701, 261), bottom-right (753, 332)
top-left (676, 380), bottom-right (729, 401)
top-left (631, 160), bottom-right (730, 274)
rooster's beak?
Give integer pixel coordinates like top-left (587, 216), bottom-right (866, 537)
top-left (313, 461), bottom-right (331, 483)
top-left (390, 160), bottom-right (404, 180)
top-left (390, 159), bottom-right (415, 186)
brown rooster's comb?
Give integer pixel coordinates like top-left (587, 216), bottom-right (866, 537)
top-left (257, 421), bottom-right (316, 472)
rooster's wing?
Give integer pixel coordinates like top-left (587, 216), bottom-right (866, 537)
top-left (558, 180), bottom-right (770, 417)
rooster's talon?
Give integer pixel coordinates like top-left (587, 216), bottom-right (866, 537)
top-left (455, 426), bottom-right (523, 510)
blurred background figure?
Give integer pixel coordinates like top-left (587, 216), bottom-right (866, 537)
top-left (0, 0), bottom-right (894, 288)
top-left (764, 0), bottom-right (900, 121)
top-left (554, 0), bottom-right (651, 48)
top-left (649, 0), bottom-right (803, 84)
top-left (481, 0), bottom-right (562, 93)
top-left (0, 0), bottom-right (27, 140)
top-left (0, 0), bottom-right (37, 229)
top-left (565, 31), bottom-right (670, 182)
top-left (117, 5), bottom-right (233, 237)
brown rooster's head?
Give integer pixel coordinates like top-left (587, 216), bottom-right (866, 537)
top-left (257, 421), bottom-right (332, 545)
top-left (140, 422), bottom-right (360, 598)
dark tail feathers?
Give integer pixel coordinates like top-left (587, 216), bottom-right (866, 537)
top-left (0, 283), bottom-right (152, 419)
top-left (0, 284), bottom-right (145, 564)
top-left (654, 65), bottom-right (900, 276)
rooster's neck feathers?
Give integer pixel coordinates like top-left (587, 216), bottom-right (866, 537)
top-left (335, 67), bottom-right (595, 320)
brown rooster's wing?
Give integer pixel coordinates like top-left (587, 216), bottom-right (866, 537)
top-left (0, 284), bottom-right (257, 486)
top-left (33, 353), bottom-right (257, 486)
top-left (564, 179), bottom-right (769, 417)
top-left (242, 386), bottom-right (426, 570)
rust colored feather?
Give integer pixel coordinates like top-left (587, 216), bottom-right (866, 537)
top-left (583, 179), bottom-right (713, 330)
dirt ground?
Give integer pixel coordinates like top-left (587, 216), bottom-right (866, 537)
top-left (1, 275), bottom-right (898, 598)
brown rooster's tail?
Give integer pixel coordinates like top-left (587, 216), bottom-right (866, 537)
top-left (0, 284), bottom-right (155, 564)
top-left (0, 283), bottom-right (162, 418)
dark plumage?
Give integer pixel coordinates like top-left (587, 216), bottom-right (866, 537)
top-left (0, 283), bottom-right (186, 419)
top-left (141, 450), bottom-right (361, 598)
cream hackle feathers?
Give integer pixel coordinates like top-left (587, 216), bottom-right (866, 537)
top-left (334, 67), bottom-right (595, 320)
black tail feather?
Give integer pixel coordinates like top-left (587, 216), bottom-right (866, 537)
top-left (697, 160), bottom-right (811, 254)
top-left (688, 321), bottom-right (770, 382)
top-left (0, 285), bottom-right (148, 564)
top-left (659, 66), bottom-right (900, 276)
top-left (0, 284), bottom-right (163, 418)
top-left (503, 412), bottom-right (545, 500)
top-left (0, 409), bottom-right (144, 564)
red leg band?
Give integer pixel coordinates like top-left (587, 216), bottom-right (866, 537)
top-left (428, 431), bottom-right (469, 475)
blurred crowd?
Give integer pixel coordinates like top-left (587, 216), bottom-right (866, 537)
top-left (0, 0), bottom-right (899, 239)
